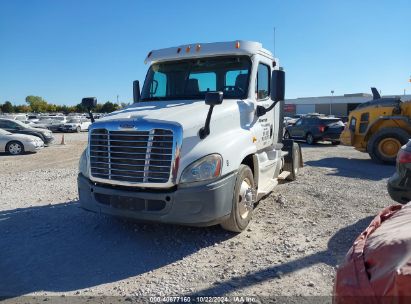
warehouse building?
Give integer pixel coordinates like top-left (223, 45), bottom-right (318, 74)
top-left (285, 93), bottom-right (411, 118)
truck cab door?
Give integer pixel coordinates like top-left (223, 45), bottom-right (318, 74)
top-left (254, 62), bottom-right (275, 149)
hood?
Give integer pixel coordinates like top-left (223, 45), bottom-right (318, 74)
top-left (4, 133), bottom-right (41, 142)
top-left (30, 127), bottom-right (51, 134)
top-left (99, 100), bottom-right (234, 130)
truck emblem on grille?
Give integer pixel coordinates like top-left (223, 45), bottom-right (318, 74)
top-left (119, 123), bottom-right (135, 129)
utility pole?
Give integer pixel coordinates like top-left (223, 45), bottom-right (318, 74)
top-left (116, 94), bottom-right (119, 105)
top-left (330, 90), bottom-right (334, 115)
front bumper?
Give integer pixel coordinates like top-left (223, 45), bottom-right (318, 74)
top-left (387, 173), bottom-right (411, 204)
top-left (77, 172), bottom-right (237, 226)
top-left (25, 141), bottom-right (44, 152)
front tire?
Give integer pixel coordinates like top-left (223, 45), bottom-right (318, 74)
top-left (220, 165), bottom-right (255, 233)
top-left (367, 128), bottom-right (409, 164)
top-left (6, 141), bottom-right (24, 155)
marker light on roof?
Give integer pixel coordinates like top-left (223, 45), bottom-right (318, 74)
top-left (235, 41), bottom-right (240, 49)
top-left (196, 44), bottom-right (201, 52)
top-left (186, 46), bottom-right (191, 53)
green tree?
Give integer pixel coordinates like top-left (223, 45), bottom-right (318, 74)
top-left (14, 105), bottom-right (32, 113)
top-left (2, 101), bottom-right (14, 113)
top-left (101, 101), bottom-right (119, 113)
top-left (25, 95), bottom-right (48, 112)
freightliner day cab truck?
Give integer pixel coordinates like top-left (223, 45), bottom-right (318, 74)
top-left (78, 41), bottom-right (302, 232)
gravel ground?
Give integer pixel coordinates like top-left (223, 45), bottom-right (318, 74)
top-left (0, 133), bottom-right (397, 301)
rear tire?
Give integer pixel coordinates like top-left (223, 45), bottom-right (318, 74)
top-left (6, 141), bottom-right (24, 155)
top-left (283, 142), bottom-right (302, 181)
top-left (367, 127), bottom-right (409, 164)
top-left (284, 131), bottom-right (291, 140)
top-left (220, 165), bottom-right (255, 233)
top-left (76, 126), bottom-right (81, 133)
top-left (306, 133), bottom-right (315, 145)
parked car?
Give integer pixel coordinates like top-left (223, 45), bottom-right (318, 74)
top-left (0, 128), bottom-right (44, 155)
top-left (284, 115), bottom-right (345, 145)
top-left (34, 116), bottom-right (68, 132)
top-left (387, 140), bottom-right (411, 204)
top-left (0, 119), bottom-right (54, 145)
top-left (59, 118), bottom-right (91, 132)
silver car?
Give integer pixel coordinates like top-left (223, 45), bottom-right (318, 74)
top-left (0, 129), bottom-right (44, 155)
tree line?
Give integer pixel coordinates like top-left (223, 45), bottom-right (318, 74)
top-left (0, 96), bottom-right (129, 114)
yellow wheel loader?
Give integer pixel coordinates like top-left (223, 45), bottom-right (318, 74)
top-left (340, 88), bottom-right (411, 164)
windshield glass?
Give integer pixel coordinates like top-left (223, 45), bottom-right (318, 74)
top-left (141, 56), bottom-right (251, 101)
top-left (68, 119), bottom-right (80, 123)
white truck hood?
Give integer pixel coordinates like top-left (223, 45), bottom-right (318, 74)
top-left (99, 100), bottom-right (220, 130)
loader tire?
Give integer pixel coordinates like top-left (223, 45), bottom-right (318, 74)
top-left (367, 128), bottom-right (409, 164)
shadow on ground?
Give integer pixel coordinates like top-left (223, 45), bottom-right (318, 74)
top-left (0, 202), bottom-right (232, 297)
top-left (305, 157), bottom-right (395, 181)
top-left (189, 216), bottom-right (373, 296)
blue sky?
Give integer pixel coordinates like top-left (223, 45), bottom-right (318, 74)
top-left (0, 0), bottom-right (410, 105)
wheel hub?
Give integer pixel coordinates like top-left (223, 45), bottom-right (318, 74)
top-left (9, 143), bottom-right (21, 155)
top-left (378, 138), bottom-right (401, 158)
top-left (238, 179), bottom-right (256, 219)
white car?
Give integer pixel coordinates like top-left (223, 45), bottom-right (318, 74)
top-left (59, 118), bottom-right (91, 132)
top-left (0, 129), bottom-right (44, 155)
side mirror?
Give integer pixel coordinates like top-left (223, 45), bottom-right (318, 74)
top-left (81, 97), bottom-right (97, 123)
top-left (133, 80), bottom-right (141, 103)
top-left (205, 91), bottom-right (223, 106)
top-left (271, 70), bottom-right (285, 101)
top-left (81, 97), bottom-right (97, 109)
top-left (199, 91), bottom-right (223, 139)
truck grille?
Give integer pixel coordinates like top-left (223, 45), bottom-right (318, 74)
top-left (89, 128), bottom-right (174, 184)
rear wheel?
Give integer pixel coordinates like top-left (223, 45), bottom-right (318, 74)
top-left (283, 142), bottom-right (302, 181)
top-left (306, 133), bottom-right (315, 145)
top-left (76, 126), bottom-right (81, 133)
top-left (6, 141), bottom-right (24, 155)
top-left (284, 131), bottom-right (291, 139)
top-left (367, 128), bottom-right (409, 164)
top-left (220, 165), bottom-right (255, 233)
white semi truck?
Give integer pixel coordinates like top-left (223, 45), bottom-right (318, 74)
top-left (78, 41), bottom-right (302, 232)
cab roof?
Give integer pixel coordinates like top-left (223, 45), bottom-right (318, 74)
top-left (144, 40), bottom-right (276, 64)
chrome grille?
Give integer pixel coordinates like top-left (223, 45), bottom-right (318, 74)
top-left (89, 128), bottom-right (174, 184)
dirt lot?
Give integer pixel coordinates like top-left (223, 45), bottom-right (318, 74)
top-left (0, 133), bottom-right (397, 301)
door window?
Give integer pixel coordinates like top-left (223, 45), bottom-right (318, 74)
top-left (295, 119), bottom-right (302, 126)
top-left (349, 117), bottom-right (357, 132)
top-left (359, 112), bottom-right (369, 134)
top-left (256, 63), bottom-right (270, 100)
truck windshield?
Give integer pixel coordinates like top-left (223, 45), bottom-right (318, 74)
top-left (141, 56), bottom-right (251, 101)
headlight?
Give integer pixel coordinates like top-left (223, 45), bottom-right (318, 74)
top-left (180, 154), bottom-right (222, 184)
top-left (79, 149), bottom-right (89, 178)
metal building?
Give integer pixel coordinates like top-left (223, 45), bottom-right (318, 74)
top-left (285, 93), bottom-right (411, 118)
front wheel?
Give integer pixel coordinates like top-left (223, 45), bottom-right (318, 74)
top-left (6, 141), bottom-right (24, 155)
top-left (367, 128), bottom-right (409, 164)
top-left (220, 165), bottom-right (256, 233)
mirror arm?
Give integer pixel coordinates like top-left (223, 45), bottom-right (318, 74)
top-left (199, 105), bottom-right (215, 139)
top-left (256, 99), bottom-right (281, 117)
top-left (88, 108), bottom-right (95, 123)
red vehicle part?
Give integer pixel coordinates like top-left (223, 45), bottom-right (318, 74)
top-left (334, 203), bottom-right (411, 304)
